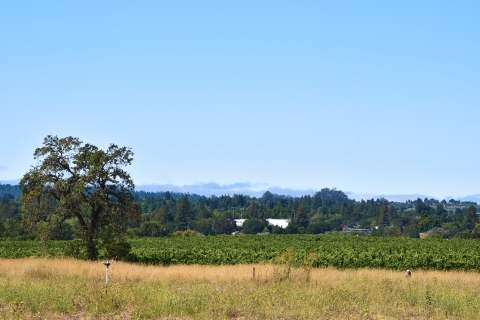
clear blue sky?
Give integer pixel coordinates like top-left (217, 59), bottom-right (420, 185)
top-left (1, 1), bottom-right (479, 200)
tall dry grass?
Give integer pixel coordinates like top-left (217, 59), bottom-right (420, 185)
top-left (0, 258), bottom-right (479, 319)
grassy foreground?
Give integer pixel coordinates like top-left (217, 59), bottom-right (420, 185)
top-left (0, 259), bottom-right (479, 319)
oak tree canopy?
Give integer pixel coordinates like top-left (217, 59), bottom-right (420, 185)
top-left (20, 135), bottom-right (140, 260)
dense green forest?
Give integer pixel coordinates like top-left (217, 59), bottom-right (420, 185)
top-left (1, 183), bottom-right (478, 240)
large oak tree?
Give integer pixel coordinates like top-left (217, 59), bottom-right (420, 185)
top-left (20, 135), bottom-right (140, 260)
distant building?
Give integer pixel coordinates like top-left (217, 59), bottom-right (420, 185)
top-left (234, 219), bottom-right (247, 227)
top-left (342, 227), bottom-right (372, 235)
top-left (266, 219), bottom-right (290, 228)
top-left (234, 218), bottom-right (291, 228)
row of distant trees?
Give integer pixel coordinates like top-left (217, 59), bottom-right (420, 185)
top-left (2, 184), bottom-right (479, 239)
top-left (134, 191), bottom-right (479, 237)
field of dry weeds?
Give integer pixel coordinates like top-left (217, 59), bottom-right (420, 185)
top-left (0, 258), bottom-right (479, 319)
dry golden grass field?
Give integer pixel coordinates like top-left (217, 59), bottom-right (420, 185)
top-left (0, 258), bottom-right (479, 319)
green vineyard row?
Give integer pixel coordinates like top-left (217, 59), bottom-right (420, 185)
top-left (1, 235), bottom-right (480, 271)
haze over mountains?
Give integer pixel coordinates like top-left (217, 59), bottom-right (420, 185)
top-left (136, 182), bottom-right (480, 203)
top-left (2, 179), bottom-right (478, 203)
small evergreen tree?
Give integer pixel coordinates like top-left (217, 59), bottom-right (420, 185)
top-left (294, 204), bottom-right (308, 227)
top-left (463, 205), bottom-right (478, 231)
top-left (174, 196), bottom-right (193, 231)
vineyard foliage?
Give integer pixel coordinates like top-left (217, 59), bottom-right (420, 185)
top-left (1, 235), bottom-right (480, 271)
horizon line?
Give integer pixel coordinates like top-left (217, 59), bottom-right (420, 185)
top-left (2, 180), bottom-right (479, 203)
